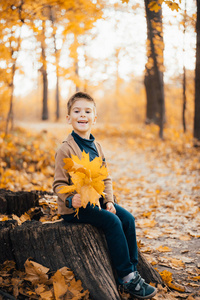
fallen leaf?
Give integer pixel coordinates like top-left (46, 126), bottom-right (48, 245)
top-left (24, 259), bottom-right (49, 285)
top-left (68, 278), bottom-right (89, 299)
top-left (40, 290), bottom-right (54, 300)
top-left (156, 245), bottom-right (172, 252)
top-left (58, 267), bottom-right (74, 283)
top-left (159, 270), bottom-right (185, 292)
top-left (52, 270), bottom-right (68, 300)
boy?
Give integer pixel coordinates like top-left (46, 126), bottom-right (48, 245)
top-left (53, 91), bottom-right (157, 299)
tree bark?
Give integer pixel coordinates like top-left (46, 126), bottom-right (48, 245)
top-left (183, 65), bottom-right (187, 133)
top-left (144, 0), bottom-right (165, 138)
top-left (182, 2), bottom-right (187, 133)
top-left (194, 0), bottom-right (200, 142)
top-left (5, 34), bottom-right (21, 135)
top-left (0, 220), bottom-right (162, 300)
top-left (5, 75), bottom-right (14, 136)
top-left (55, 73), bottom-right (60, 120)
top-left (49, 6), bottom-right (60, 121)
top-left (41, 20), bottom-right (48, 121)
top-left (144, 69), bottom-right (159, 125)
top-left (0, 221), bottom-right (120, 300)
top-left (0, 189), bottom-right (39, 216)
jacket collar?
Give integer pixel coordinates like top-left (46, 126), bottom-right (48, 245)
top-left (63, 133), bottom-right (101, 158)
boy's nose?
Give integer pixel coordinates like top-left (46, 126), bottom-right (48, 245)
top-left (80, 110), bottom-right (86, 117)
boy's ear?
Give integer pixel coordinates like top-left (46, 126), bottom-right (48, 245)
top-left (92, 115), bottom-right (97, 125)
top-left (66, 115), bottom-right (71, 124)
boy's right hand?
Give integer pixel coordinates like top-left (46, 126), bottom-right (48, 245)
top-left (72, 194), bottom-right (82, 208)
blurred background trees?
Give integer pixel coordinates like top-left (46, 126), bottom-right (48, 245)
top-left (0, 0), bottom-right (199, 142)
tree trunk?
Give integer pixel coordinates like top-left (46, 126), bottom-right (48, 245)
top-left (41, 20), bottom-right (48, 121)
top-left (49, 6), bottom-right (60, 121)
top-left (144, 0), bottom-right (165, 138)
top-left (0, 190), bottom-right (163, 300)
top-left (5, 30), bottom-right (21, 136)
top-left (5, 82), bottom-right (14, 136)
top-left (75, 61), bottom-right (80, 92)
top-left (183, 65), bottom-right (186, 133)
top-left (182, 1), bottom-right (187, 133)
top-left (73, 35), bottom-right (80, 92)
top-left (42, 66), bottom-right (48, 121)
top-left (55, 73), bottom-right (60, 120)
top-left (144, 69), bottom-right (159, 125)
top-left (5, 62), bottom-right (16, 135)
top-left (194, 0), bottom-right (200, 142)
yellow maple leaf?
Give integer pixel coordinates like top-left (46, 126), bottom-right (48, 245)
top-left (159, 270), bottom-right (185, 292)
top-left (59, 151), bottom-right (108, 215)
top-left (156, 245), bottom-right (172, 252)
top-left (148, 1), bottom-right (161, 13)
top-left (164, 1), bottom-right (180, 11)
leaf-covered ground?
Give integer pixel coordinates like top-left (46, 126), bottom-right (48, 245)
top-left (99, 125), bottom-right (200, 299)
top-left (0, 122), bottom-right (200, 299)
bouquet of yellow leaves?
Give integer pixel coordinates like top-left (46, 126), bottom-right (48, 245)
top-left (59, 151), bottom-right (108, 215)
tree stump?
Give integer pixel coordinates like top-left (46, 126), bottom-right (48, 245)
top-left (0, 189), bottom-right (39, 216)
top-left (0, 190), bottom-right (163, 299)
top-left (0, 220), bottom-right (162, 300)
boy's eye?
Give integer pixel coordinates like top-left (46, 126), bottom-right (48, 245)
top-left (74, 110), bottom-right (79, 113)
top-left (86, 111), bottom-right (91, 113)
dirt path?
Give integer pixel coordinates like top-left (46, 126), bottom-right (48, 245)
top-left (102, 137), bottom-right (200, 297)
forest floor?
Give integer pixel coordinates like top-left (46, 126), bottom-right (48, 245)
top-left (0, 121), bottom-right (200, 299)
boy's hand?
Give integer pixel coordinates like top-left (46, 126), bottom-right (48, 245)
top-left (72, 194), bottom-right (82, 208)
top-left (106, 202), bottom-right (116, 214)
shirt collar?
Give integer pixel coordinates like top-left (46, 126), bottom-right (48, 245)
top-left (71, 130), bottom-right (95, 143)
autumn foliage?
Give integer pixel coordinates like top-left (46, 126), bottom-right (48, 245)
top-left (0, 123), bottom-right (200, 298)
top-left (0, 1), bottom-right (199, 298)
top-left (0, 259), bottom-right (89, 299)
top-left (59, 151), bottom-right (108, 214)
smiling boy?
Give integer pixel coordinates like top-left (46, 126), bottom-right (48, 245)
top-left (53, 91), bottom-right (157, 299)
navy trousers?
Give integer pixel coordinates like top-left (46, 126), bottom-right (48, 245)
top-left (62, 202), bottom-right (138, 279)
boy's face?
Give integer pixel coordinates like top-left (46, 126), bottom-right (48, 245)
top-left (67, 99), bottom-right (97, 139)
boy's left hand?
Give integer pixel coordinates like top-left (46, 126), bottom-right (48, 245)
top-left (106, 202), bottom-right (116, 214)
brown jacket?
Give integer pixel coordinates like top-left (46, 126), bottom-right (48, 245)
top-left (53, 134), bottom-right (114, 215)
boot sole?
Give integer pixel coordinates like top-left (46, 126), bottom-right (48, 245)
top-left (129, 287), bottom-right (157, 299)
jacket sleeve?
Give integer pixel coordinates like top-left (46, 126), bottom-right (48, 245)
top-left (97, 144), bottom-right (114, 204)
top-left (52, 146), bottom-right (75, 204)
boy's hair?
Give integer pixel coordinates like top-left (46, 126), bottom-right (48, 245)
top-left (67, 91), bottom-right (96, 115)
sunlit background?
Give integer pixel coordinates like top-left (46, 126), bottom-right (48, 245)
top-left (0, 0), bottom-right (197, 131)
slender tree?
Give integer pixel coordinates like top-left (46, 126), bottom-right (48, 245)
top-left (194, 0), bottom-right (200, 142)
top-left (40, 20), bottom-right (48, 120)
top-left (0, 2), bottom-right (23, 135)
top-left (182, 0), bottom-right (187, 133)
top-left (5, 34), bottom-right (21, 134)
top-left (49, 6), bottom-right (61, 120)
top-left (144, 0), bottom-right (165, 139)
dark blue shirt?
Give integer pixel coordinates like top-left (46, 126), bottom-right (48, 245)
top-left (71, 131), bottom-right (99, 161)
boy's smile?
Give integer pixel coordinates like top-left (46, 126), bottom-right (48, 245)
top-left (67, 99), bottom-right (97, 139)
